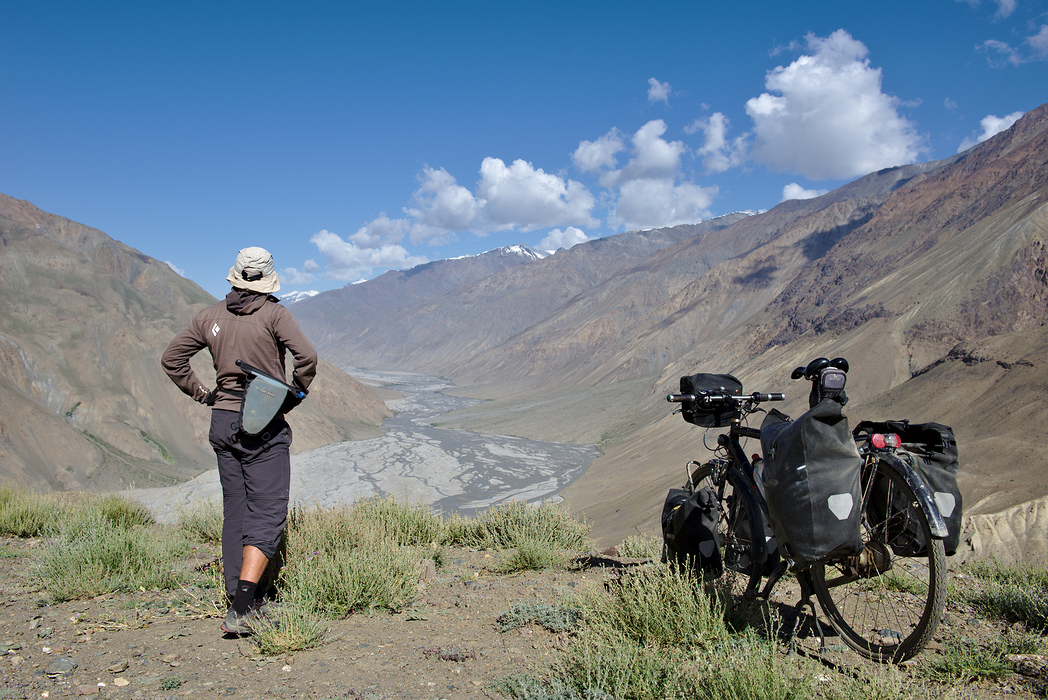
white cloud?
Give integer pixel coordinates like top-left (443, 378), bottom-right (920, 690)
top-left (956, 0), bottom-right (1016, 18)
top-left (695, 112), bottom-right (748, 173)
top-left (603, 120), bottom-right (686, 186)
top-left (303, 259), bottom-right (319, 273)
top-left (611, 178), bottom-right (718, 231)
top-left (572, 129), bottom-right (625, 173)
top-left (647, 77), bottom-right (672, 104)
top-left (349, 213), bottom-right (410, 247)
top-left (745, 29), bottom-right (922, 180)
top-left (1028, 25), bottom-right (1048, 58)
top-left (994, 0), bottom-right (1017, 17)
top-left (281, 267), bottom-right (316, 285)
top-left (165, 261), bottom-right (185, 276)
top-left (404, 166), bottom-right (479, 236)
top-left (476, 157), bottom-right (598, 231)
top-left (539, 226), bottom-right (592, 252)
top-left (957, 111), bottom-right (1024, 151)
top-left (979, 24), bottom-right (1048, 66)
top-left (980, 38), bottom-right (1022, 65)
top-left (310, 229), bottom-right (429, 282)
top-left (782, 183), bottom-right (829, 201)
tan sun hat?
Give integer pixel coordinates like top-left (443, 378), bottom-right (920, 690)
top-left (226, 246), bottom-right (280, 294)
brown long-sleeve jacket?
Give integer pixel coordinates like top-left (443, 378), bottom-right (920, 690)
top-left (162, 289), bottom-right (318, 413)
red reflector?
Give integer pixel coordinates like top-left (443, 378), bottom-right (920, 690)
top-left (871, 433), bottom-right (902, 449)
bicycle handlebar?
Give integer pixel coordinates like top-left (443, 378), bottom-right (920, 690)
top-left (666, 391), bottom-right (785, 404)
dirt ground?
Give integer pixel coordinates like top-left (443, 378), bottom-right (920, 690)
top-left (1, 537), bottom-right (1045, 700)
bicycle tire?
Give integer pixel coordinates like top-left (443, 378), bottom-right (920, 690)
top-left (810, 455), bottom-right (947, 662)
top-left (687, 462), bottom-right (765, 595)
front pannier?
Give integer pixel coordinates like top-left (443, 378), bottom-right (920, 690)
top-left (854, 420), bottom-right (962, 555)
top-left (679, 373), bottom-right (743, 428)
top-left (661, 487), bottom-right (723, 576)
top-left (759, 399), bottom-right (864, 566)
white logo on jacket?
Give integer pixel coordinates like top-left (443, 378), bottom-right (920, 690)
top-left (211, 323), bottom-right (220, 337)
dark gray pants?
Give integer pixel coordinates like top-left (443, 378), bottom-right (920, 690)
top-left (209, 409), bottom-right (291, 598)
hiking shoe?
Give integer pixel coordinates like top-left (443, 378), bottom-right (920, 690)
top-left (221, 606), bottom-right (261, 636)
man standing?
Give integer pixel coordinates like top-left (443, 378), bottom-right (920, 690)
top-left (162, 247), bottom-right (318, 635)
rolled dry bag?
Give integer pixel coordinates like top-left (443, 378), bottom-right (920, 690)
top-left (235, 360), bottom-right (307, 436)
top-left (759, 398), bottom-right (863, 565)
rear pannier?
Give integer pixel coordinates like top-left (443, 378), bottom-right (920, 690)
top-left (759, 399), bottom-right (864, 565)
top-left (679, 373), bottom-right (743, 428)
top-left (854, 420), bottom-right (962, 556)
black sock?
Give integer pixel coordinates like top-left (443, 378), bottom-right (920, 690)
top-left (232, 580), bottom-right (258, 615)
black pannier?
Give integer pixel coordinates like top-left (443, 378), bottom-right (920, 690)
top-left (679, 373), bottom-right (743, 427)
top-left (759, 399), bottom-right (863, 565)
top-left (661, 487), bottom-right (722, 576)
top-left (854, 420), bottom-right (962, 556)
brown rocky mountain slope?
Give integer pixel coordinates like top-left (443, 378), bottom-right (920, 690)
top-left (0, 194), bottom-right (390, 492)
top-left (293, 213), bottom-right (753, 372)
top-left (560, 103), bottom-right (1048, 547)
top-left (412, 103), bottom-right (1048, 552)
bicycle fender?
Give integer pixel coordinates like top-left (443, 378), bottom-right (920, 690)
top-left (879, 453), bottom-right (949, 539)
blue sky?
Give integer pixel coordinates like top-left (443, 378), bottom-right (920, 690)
top-left (1, 1), bottom-right (1045, 299)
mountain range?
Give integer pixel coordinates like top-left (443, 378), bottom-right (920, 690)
top-left (4, 100), bottom-right (1047, 555)
top-left (0, 194), bottom-right (391, 492)
top-left (293, 102), bottom-right (1048, 548)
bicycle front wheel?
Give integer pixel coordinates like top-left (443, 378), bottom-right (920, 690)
top-left (811, 455), bottom-right (946, 662)
top-left (688, 461), bottom-right (765, 596)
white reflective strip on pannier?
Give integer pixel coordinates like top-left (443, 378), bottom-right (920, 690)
top-left (934, 492), bottom-right (956, 518)
top-left (827, 493), bottom-right (855, 521)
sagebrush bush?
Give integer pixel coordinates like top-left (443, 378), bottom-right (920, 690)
top-left (177, 499), bottom-right (223, 544)
top-left (0, 488), bottom-right (155, 538)
top-left (590, 564), bottom-right (727, 649)
top-left (959, 559), bottom-right (1048, 631)
top-left (37, 513), bottom-right (190, 601)
top-left (448, 500), bottom-right (590, 551)
top-left (279, 539), bottom-right (421, 617)
top-left (351, 496), bottom-right (444, 546)
top-left (250, 602), bottom-right (327, 655)
top-left (617, 534), bottom-right (662, 560)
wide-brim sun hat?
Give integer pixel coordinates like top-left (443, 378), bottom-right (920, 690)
top-left (227, 246), bottom-right (280, 294)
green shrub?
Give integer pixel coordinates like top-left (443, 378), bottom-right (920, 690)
top-left (251, 602), bottom-right (327, 655)
top-left (617, 534), bottom-right (662, 560)
top-left (351, 496), bottom-right (444, 546)
top-left (497, 538), bottom-right (571, 573)
top-left (0, 486), bottom-right (63, 537)
top-left (279, 538), bottom-right (420, 617)
top-left (958, 559), bottom-right (1048, 631)
top-left (37, 514), bottom-right (190, 602)
top-left (0, 488), bottom-right (155, 538)
top-left (588, 564), bottom-right (727, 649)
top-left (177, 499), bottom-right (223, 544)
top-left (447, 500), bottom-right (590, 551)
top-left (497, 602), bottom-right (581, 633)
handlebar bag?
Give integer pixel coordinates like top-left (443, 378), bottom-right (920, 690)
top-left (854, 420), bottom-right (962, 555)
top-left (679, 373), bottom-right (743, 427)
top-left (661, 487), bottom-right (723, 576)
top-left (760, 399), bottom-right (863, 565)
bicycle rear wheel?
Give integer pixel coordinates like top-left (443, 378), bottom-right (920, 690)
top-left (687, 461), bottom-right (765, 595)
top-left (811, 455), bottom-right (946, 662)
